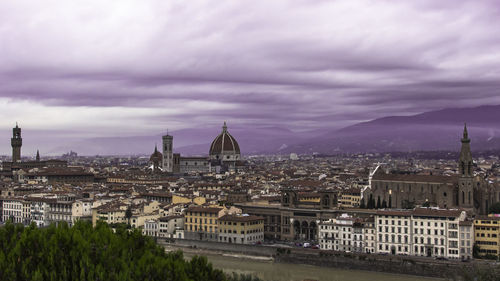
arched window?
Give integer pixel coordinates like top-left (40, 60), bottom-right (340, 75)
top-left (468, 191), bottom-right (471, 204)
top-left (323, 195), bottom-right (330, 206)
top-left (461, 161), bottom-right (465, 175)
top-left (462, 191), bottom-right (465, 204)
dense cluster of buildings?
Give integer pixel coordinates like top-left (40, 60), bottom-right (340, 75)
top-left (0, 123), bottom-right (499, 259)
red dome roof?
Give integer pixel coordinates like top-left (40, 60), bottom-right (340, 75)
top-left (209, 122), bottom-right (240, 156)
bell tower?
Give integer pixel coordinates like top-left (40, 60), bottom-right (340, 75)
top-left (458, 124), bottom-right (474, 208)
top-left (11, 123), bottom-right (22, 163)
top-left (162, 133), bottom-right (173, 173)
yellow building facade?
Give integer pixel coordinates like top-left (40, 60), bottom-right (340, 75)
top-left (184, 206), bottom-right (226, 241)
top-left (92, 206), bottom-right (127, 227)
top-left (339, 189), bottom-right (361, 208)
top-left (218, 214), bottom-right (264, 244)
top-left (474, 215), bottom-right (500, 257)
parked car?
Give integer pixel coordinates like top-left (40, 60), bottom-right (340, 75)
top-left (303, 242), bottom-right (311, 248)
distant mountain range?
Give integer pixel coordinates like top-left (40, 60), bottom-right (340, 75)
top-left (283, 105), bottom-right (500, 154)
top-left (12, 105), bottom-right (500, 156)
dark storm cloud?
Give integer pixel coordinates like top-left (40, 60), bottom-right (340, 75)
top-left (0, 0), bottom-right (500, 139)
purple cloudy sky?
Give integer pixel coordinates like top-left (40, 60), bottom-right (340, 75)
top-left (1, 0), bottom-right (500, 153)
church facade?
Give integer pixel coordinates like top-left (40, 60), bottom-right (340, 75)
top-left (149, 122), bottom-right (243, 174)
top-left (369, 125), bottom-right (500, 215)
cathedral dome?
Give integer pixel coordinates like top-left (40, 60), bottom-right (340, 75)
top-left (209, 122), bottom-right (240, 157)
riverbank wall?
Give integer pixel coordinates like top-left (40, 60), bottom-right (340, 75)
top-left (159, 238), bottom-right (277, 256)
top-left (159, 239), bottom-right (499, 279)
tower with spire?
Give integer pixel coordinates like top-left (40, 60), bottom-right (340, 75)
top-left (458, 123), bottom-right (474, 208)
top-left (11, 123), bottom-right (22, 163)
top-left (36, 150), bottom-right (40, 162)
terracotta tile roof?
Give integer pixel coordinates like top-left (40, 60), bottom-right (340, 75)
top-left (159, 215), bottom-right (184, 221)
top-left (376, 209), bottom-right (413, 217)
top-left (372, 173), bottom-right (458, 184)
top-left (475, 215), bottom-right (500, 221)
top-left (412, 208), bottom-right (463, 218)
top-left (140, 192), bottom-right (172, 198)
top-left (219, 214), bottom-right (263, 222)
top-left (187, 206), bottom-right (223, 213)
top-left (377, 208), bottom-right (463, 218)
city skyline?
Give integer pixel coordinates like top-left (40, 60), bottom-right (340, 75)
top-left (1, 0), bottom-right (500, 146)
top-left (1, 1), bottom-right (500, 280)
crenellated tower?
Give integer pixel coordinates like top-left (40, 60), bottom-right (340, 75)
top-left (11, 123), bottom-right (22, 163)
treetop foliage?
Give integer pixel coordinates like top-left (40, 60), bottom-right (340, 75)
top-left (0, 221), bottom-right (250, 281)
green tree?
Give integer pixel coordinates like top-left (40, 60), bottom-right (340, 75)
top-left (366, 194), bottom-right (374, 209)
top-left (125, 207), bottom-right (133, 226)
top-left (381, 200), bottom-right (387, 209)
top-left (376, 197), bottom-right (381, 209)
top-left (0, 220), bottom-right (238, 281)
top-left (489, 202), bottom-right (500, 214)
top-left (473, 243), bottom-right (480, 258)
top-left (360, 198), bottom-right (366, 209)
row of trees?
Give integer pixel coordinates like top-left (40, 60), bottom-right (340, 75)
top-left (359, 194), bottom-right (393, 209)
top-left (360, 195), bottom-right (500, 213)
top-left (0, 221), bottom-right (262, 281)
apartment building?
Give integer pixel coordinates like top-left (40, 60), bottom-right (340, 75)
top-left (184, 206), bottom-right (226, 241)
top-left (363, 218), bottom-right (376, 253)
top-left (218, 214), bottom-right (264, 244)
top-left (158, 215), bottom-right (184, 238)
top-left (375, 208), bottom-right (467, 259)
top-left (411, 208), bottom-right (465, 259)
top-left (72, 199), bottom-right (93, 222)
top-left (375, 210), bottom-right (412, 255)
top-left (92, 203), bottom-right (128, 226)
top-left (47, 199), bottom-right (74, 226)
top-left (474, 215), bottom-right (500, 258)
top-left (319, 213), bottom-right (355, 252)
top-left (29, 198), bottom-right (50, 227)
top-left (143, 215), bottom-right (185, 239)
top-left (1, 198), bottom-right (23, 223)
top-left (459, 220), bottom-right (474, 260)
top-left (338, 189), bottom-right (361, 208)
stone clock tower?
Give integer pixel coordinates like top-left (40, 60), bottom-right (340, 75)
top-left (11, 123), bottom-right (22, 163)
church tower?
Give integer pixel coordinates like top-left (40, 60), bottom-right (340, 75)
top-left (458, 124), bottom-right (474, 208)
top-left (11, 123), bottom-right (22, 163)
top-left (162, 133), bottom-right (173, 173)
